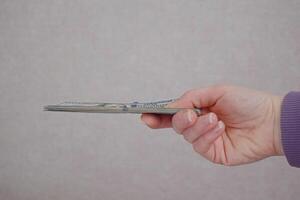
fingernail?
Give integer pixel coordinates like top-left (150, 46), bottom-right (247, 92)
top-left (217, 121), bottom-right (224, 129)
top-left (208, 113), bottom-right (217, 124)
top-left (186, 110), bottom-right (195, 123)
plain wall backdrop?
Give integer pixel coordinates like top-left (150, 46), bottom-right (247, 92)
top-left (0, 0), bottom-right (300, 199)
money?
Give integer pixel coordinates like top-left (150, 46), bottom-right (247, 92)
top-left (44, 99), bottom-right (201, 115)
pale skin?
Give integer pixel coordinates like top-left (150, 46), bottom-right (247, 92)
top-left (141, 85), bottom-right (284, 166)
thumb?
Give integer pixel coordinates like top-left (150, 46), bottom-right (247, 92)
top-left (167, 86), bottom-right (227, 109)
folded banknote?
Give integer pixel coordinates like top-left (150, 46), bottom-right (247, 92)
top-left (44, 99), bottom-right (201, 115)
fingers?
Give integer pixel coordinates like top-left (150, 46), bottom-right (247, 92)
top-left (141, 114), bottom-right (172, 129)
top-left (182, 113), bottom-right (218, 143)
top-left (192, 121), bottom-right (225, 154)
top-left (172, 109), bottom-right (225, 157)
top-left (171, 109), bottom-right (198, 133)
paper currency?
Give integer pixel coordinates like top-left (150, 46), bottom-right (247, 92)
top-left (44, 99), bottom-right (201, 115)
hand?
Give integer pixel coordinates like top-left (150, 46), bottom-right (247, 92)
top-left (141, 85), bottom-right (284, 166)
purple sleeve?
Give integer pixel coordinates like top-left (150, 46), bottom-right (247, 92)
top-left (281, 91), bottom-right (300, 167)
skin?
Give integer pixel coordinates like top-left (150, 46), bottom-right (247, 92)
top-left (141, 85), bottom-right (284, 166)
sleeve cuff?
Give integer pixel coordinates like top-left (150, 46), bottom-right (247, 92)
top-left (281, 91), bottom-right (300, 167)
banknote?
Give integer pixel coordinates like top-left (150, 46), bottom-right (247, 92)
top-left (44, 99), bottom-right (201, 115)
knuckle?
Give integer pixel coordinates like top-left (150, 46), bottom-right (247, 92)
top-left (173, 129), bottom-right (182, 135)
top-left (171, 115), bottom-right (180, 127)
top-left (171, 124), bottom-right (181, 134)
top-left (183, 133), bottom-right (192, 143)
top-left (211, 159), bottom-right (220, 165)
top-left (222, 157), bottom-right (233, 166)
top-left (192, 143), bottom-right (202, 154)
top-left (223, 162), bottom-right (232, 166)
top-left (171, 120), bottom-right (182, 134)
top-left (174, 128), bottom-right (182, 134)
top-left (171, 110), bottom-right (190, 133)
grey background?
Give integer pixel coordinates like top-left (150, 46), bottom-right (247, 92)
top-left (0, 0), bottom-right (300, 199)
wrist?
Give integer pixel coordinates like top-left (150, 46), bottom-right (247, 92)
top-left (272, 95), bottom-right (284, 156)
